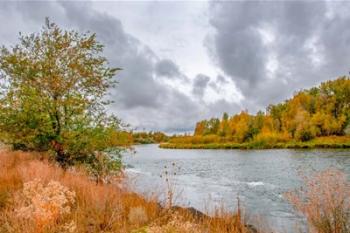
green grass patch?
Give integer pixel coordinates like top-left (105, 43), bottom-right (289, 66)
top-left (159, 137), bottom-right (350, 150)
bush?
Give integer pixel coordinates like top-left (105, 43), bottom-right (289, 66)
top-left (344, 123), bottom-right (350, 136)
top-left (285, 169), bottom-right (350, 233)
top-left (295, 124), bottom-right (317, 142)
top-left (15, 179), bottom-right (76, 227)
top-left (253, 132), bottom-right (289, 145)
top-left (84, 152), bottom-right (122, 184)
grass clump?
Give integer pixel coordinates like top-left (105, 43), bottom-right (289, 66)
top-left (285, 168), bottom-right (350, 233)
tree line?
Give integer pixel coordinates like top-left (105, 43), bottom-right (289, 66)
top-left (193, 77), bottom-right (350, 143)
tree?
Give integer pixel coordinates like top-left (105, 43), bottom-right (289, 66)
top-left (218, 112), bottom-right (230, 136)
top-left (205, 118), bottom-right (220, 135)
top-left (247, 110), bottom-right (264, 138)
top-left (194, 121), bottom-right (206, 136)
top-left (0, 19), bottom-right (123, 169)
top-left (267, 103), bottom-right (286, 131)
top-left (230, 111), bottom-right (251, 142)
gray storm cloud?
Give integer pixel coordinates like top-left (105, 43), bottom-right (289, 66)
top-left (192, 74), bottom-right (210, 98)
top-left (155, 59), bottom-right (181, 79)
top-left (208, 1), bottom-right (350, 110)
top-left (1, 1), bottom-right (350, 132)
top-left (0, 1), bottom-right (223, 132)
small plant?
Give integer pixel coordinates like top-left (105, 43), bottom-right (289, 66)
top-left (128, 206), bottom-right (149, 225)
top-left (160, 162), bottom-right (181, 208)
top-left (84, 151), bottom-right (123, 184)
top-left (59, 221), bottom-right (77, 233)
top-left (0, 189), bottom-right (9, 209)
top-left (15, 179), bottom-right (76, 228)
top-left (285, 168), bottom-right (350, 233)
top-left (147, 214), bottom-right (202, 233)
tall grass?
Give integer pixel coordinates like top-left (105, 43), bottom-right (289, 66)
top-left (285, 168), bottom-right (350, 233)
top-left (0, 148), bottom-right (256, 233)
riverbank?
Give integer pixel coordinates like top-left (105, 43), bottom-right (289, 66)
top-left (159, 136), bottom-right (350, 149)
top-left (0, 148), bottom-right (256, 233)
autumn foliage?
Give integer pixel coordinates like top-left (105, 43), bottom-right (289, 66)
top-left (164, 77), bottom-right (350, 149)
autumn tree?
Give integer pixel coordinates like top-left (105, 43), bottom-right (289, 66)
top-left (267, 103), bottom-right (286, 132)
top-left (218, 112), bottom-right (230, 136)
top-left (247, 110), bottom-right (264, 139)
top-left (229, 111), bottom-right (251, 142)
top-left (205, 118), bottom-right (220, 135)
top-left (0, 19), bottom-right (123, 170)
top-left (190, 76), bottom-right (350, 144)
top-left (194, 121), bottom-right (206, 136)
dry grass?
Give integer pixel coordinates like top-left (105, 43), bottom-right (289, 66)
top-left (285, 168), bottom-right (350, 233)
top-left (0, 148), bottom-right (256, 233)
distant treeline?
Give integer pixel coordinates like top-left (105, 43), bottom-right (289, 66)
top-left (162, 77), bottom-right (350, 149)
top-left (132, 131), bottom-right (169, 144)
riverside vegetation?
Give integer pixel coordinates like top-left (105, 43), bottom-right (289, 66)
top-left (1, 148), bottom-right (349, 233)
top-left (132, 132), bottom-right (169, 145)
top-left (0, 19), bottom-right (350, 233)
top-left (0, 148), bottom-right (258, 233)
top-left (160, 77), bottom-right (350, 149)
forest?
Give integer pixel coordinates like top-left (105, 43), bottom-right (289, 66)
top-left (161, 77), bottom-right (350, 149)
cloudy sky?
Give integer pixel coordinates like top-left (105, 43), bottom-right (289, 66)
top-left (1, 1), bottom-right (350, 133)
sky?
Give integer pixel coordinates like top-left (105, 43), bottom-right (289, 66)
top-left (0, 1), bottom-right (350, 133)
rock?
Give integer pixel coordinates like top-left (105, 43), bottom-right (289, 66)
top-left (170, 205), bottom-right (208, 219)
top-left (245, 224), bottom-right (258, 233)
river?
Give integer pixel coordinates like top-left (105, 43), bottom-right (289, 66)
top-left (122, 144), bottom-right (350, 232)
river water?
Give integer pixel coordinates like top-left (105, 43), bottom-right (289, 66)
top-left (122, 144), bottom-right (350, 232)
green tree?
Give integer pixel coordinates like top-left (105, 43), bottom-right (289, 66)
top-left (0, 19), bottom-right (123, 170)
top-left (267, 103), bottom-right (286, 131)
top-left (218, 112), bottom-right (230, 136)
top-left (205, 118), bottom-right (220, 135)
top-left (247, 110), bottom-right (264, 138)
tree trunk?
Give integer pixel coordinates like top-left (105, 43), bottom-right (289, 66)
top-left (51, 140), bottom-right (66, 168)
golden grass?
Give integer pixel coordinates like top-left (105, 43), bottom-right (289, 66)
top-left (0, 148), bottom-right (255, 233)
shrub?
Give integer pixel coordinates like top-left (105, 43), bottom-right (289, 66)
top-left (147, 214), bottom-right (202, 233)
top-left (285, 169), bottom-right (350, 233)
top-left (15, 179), bottom-right (76, 227)
top-left (128, 206), bottom-right (149, 225)
top-left (0, 190), bottom-right (9, 209)
top-left (84, 152), bottom-right (122, 184)
top-left (344, 123), bottom-right (350, 136)
top-left (253, 132), bottom-right (290, 146)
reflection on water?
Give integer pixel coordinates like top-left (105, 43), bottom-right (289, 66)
top-left (122, 144), bottom-right (350, 233)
